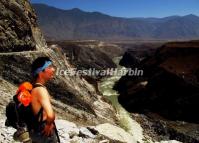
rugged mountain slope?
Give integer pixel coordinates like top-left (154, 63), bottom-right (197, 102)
top-left (116, 40), bottom-right (199, 122)
top-left (0, 0), bottom-right (117, 127)
top-left (114, 40), bottom-right (199, 142)
top-left (0, 0), bottom-right (46, 52)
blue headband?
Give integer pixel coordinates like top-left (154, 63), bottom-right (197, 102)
top-left (33, 61), bottom-right (52, 76)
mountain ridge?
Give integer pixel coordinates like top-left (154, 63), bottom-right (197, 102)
top-left (32, 3), bottom-right (199, 40)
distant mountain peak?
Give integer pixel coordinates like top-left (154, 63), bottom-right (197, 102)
top-left (186, 14), bottom-right (197, 16)
top-left (183, 14), bottom-right (198, 18)
top-left (70, 8), bottom-right (83, 12)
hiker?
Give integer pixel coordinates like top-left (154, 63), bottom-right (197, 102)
top-left (30, 57), bottom-right (58, 143)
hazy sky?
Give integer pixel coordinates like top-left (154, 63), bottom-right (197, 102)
top-left (30, 0), bottom-right (199, 18)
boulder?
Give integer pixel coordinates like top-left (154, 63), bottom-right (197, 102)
top-left (93, 123), bottom-right (136, 143)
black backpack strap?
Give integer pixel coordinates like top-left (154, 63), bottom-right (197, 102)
top-left (53, 122), bottom-right (61, 143)
top-left (14, 102), bottom-right (20, 129)
top-left (32, 83), bottom-right (45, 123)
top-left (35, 107), bottom-right (43, 123)
top-left (33, 83), bottom-right (45, 88)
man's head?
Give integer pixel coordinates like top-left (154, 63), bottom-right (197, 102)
top-left (31, 57), bottom-right (55, 81)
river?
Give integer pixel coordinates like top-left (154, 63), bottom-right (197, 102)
top-left (98, 57), bottom-right (144, 142)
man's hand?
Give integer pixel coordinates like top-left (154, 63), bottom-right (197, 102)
top-left (42, 123), bottom-right (54, 136)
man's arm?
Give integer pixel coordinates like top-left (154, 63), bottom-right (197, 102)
top-left (33, 87), bottom-right (55, 136)
top-left (36, 87), bottom-right (55, 124)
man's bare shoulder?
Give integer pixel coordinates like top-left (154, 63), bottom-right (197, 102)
top-left (31, 86), bottom-right (49, 99)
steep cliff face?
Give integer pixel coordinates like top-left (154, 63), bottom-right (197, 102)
top-left (0, 0), bottom-right (46, 52)
top-left (0, 0), bottom-right (117, 127)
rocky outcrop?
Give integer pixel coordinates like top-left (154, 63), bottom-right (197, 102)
top-left (119, 49), bottom-right (156, 68)
top-left (114, 41), bottom-right (199, 142)
top-left (118, 42), bottom-right (162, 68)
top-left (119, 50), bottom-right (141, 68)
top-left (93, 123), bottom-right (136, 143)
top-left (0, 0), bottom-right (46, 52)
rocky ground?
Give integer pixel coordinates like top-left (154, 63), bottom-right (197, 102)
top-left (0, 116), bottom-right (183, 143)
top-left (0, 117), bottom-right (137, 143)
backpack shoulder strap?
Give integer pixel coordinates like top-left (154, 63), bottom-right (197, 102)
top-left (33, 83), bottom-right (45, 88)
top-left (32, 83), bottom-right (45, 123)
top-left (35, 107), bottom-right (43, 123)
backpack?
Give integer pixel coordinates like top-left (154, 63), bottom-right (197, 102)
top-left (5, 82), bottom-right (61, 143)
top-left (5, 82), bottom-right (42, 130)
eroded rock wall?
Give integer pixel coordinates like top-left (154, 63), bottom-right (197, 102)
top-left (0, 0), bottom-right (46, 52)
